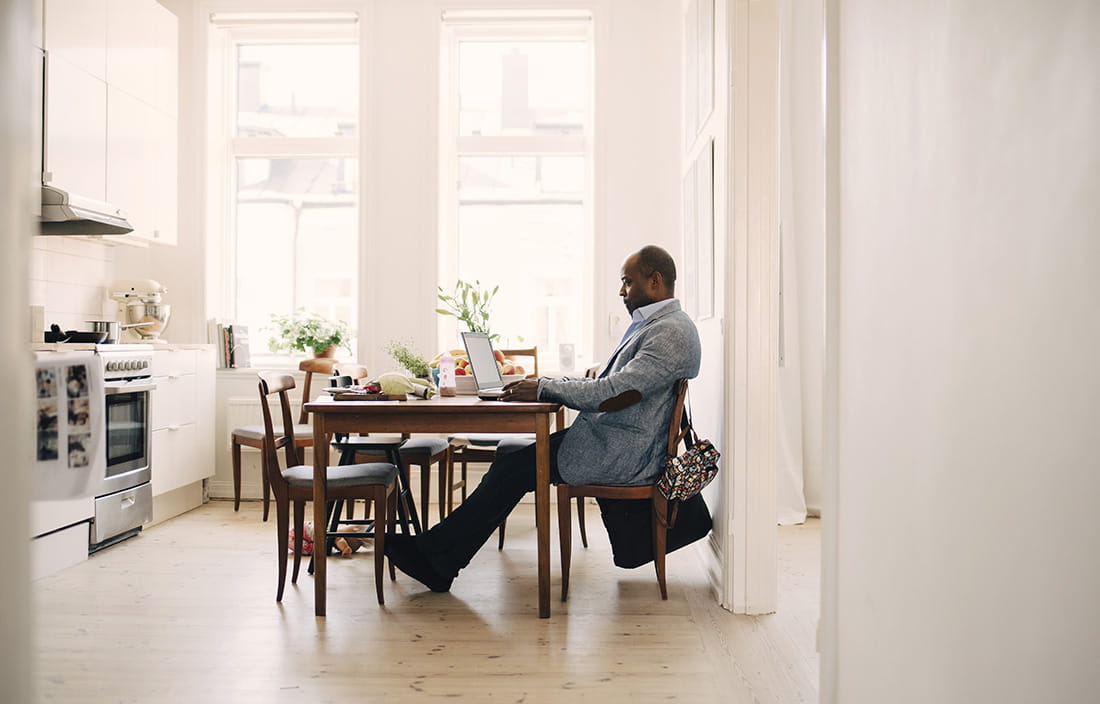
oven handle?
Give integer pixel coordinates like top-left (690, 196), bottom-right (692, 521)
top-left (104, 379), bottom-right (157, 394)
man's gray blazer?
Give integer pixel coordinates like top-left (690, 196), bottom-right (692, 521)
top-left (537, 299), bottom-right (701, 486)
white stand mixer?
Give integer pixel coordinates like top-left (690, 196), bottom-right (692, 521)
top-left (108, 279), bottom-right (171, 343)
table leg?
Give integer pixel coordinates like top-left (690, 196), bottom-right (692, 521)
top-left (535, 413), bottom-right (551, 618)
top-left (312, 416), bottom-right (328, 617)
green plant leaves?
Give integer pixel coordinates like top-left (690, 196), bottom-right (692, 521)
top-left (265, 308), bottom-right (352, 354)
top-left (436, 279), bottom-right (498, 337)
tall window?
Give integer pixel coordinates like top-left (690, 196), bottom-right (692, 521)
top-left (440, 12), bottom-right (593, 373)
top-left (209, 16), bottom-right (359, 356)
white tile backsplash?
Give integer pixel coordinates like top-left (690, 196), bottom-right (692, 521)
top-left (30, 237), bottom-right (116, 335)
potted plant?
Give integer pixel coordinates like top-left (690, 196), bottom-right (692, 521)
top-left (384, 339), bottom-right (431, 378)
top-left (436, 279), bottom-right (499, 339)
top-left (266, 309), bottom-right (352, 357)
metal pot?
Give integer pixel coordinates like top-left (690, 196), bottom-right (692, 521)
top-left (86, 319), bottom-right (155, 344)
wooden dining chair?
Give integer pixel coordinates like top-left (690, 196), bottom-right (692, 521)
top-left (257, 372), bottom-right (399, 605)
top-left (555, 378), bottom-right (690, 601)
top-left (231, 357), bottom-right (345, 521)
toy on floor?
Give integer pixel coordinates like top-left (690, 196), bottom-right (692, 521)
top-left (288, 521), bottom-right (371, 557)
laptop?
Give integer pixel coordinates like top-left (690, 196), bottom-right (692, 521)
top-left (461, 331), bottom-right (507, 400)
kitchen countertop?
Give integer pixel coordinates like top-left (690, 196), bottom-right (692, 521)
top-left (32, 342), bottom-right (214, 352)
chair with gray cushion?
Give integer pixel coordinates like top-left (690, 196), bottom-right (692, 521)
top-left (231, 358), bottom-right (362, 520)
top-left (257, 372), bottom-right (398, 605)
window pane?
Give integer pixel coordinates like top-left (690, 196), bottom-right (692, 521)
top-left (458, 41), bottom-right (587, 137)
top-left (236, 158), bottom-right (358, 351)
top-left (457, 156), bottom-right (585, 366)
top-left (237, 44), bottom-right (358, 138)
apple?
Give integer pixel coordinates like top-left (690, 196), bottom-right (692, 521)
top-left (514, 365), bottom-right (525, 375)
top-left (493, 350), bottom-right (505, 364)
top-left (454, 367), bottom-right (467, 375)
top-left (501, 362), bottom-right (516, 375)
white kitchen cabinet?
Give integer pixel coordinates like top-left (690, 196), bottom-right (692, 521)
top-left (106, 0), bottom-right (178, 117)
top-left (41, 0), bottom-right (178, 246)
top-left (43, 0), bottom-right (107, 81)
top-left (150, 347), bottom-right (215, 498)
top-left (43, 55), bottom-right (106, 200)
top-left (107, 86), bottom-right (177, 244)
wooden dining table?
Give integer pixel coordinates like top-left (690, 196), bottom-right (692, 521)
top-left (304, 394), bottom-right (563, 618)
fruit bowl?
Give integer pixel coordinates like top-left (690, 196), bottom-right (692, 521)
top-left (454, 373), bottom-right (527, 395)
top-left (455, 375), bottom-right (477, 395)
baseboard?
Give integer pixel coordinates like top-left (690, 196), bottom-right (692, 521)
top-left (152, 482), bottom-right (204, 526)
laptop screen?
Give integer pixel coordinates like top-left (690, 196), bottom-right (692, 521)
top-left (461, 332), bottom-right (504, 391)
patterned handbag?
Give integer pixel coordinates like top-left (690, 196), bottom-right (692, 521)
top-left (657, 405), bottom-right (720, 502)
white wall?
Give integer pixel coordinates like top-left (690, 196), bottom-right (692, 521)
top-left (828, 1), bottom-right (1100, 701)
top-left (29, 238), bottom-right (117, 333)
top-left (1, 0), bottom-right (36, 699)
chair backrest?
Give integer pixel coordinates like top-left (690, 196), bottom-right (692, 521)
top-left (296, 357), bottom-right (342, 424)
top-left (665, 379), bottom-right (691, 459)
top-left (499, 346), bottom-right (538, 377)
top-left (334, 364), bottom-right (369, 383)
top-left (258, 372), bottom-right (303, 483)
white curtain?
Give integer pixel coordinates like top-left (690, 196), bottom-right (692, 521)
top-left (775, 0), bottom-right (827, 525)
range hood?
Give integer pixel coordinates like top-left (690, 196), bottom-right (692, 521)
top-left (38, 185), bottom-right (134, 236)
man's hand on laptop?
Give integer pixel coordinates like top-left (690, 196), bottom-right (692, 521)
top-left (500, 378), bottom-right (539, 402)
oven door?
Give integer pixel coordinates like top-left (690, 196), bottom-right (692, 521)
top-left (99, 379), bottom-right (155, 496)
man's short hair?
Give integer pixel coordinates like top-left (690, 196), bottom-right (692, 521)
top-left (636, 245), bottom-right (677, 293)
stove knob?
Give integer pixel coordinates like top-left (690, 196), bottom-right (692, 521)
top-left (106, 361), bottom-right (116, 371)
top-left (140, 360), bottom-right (149, 369)
top-left (125, 360), bottom-right (135, 370)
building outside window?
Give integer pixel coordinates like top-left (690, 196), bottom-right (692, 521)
top-left (209, 16), bottom-right (359, 359)
top-left (440, 12), bottom-right (594, 372)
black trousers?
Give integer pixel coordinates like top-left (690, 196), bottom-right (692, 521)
top-left (417, 429), bottom-right (569, 577)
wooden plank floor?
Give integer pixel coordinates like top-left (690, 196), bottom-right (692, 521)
top-left (32, 500), bottom-right (819, 703)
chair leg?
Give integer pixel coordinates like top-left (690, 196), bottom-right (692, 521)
top-left (388, 449), bottom-right (421, 535)
top-left (231, 438), bottom-right (242, 512)
top-left (576, 496), bottom-right (588, 548)
top-left (437, 448), bottom-right (451, 525)
top-left (372, 488), bottom-right (387, 605)
top-left (260, 455), bottom-right (271, 522)
top-left (418, 459), bottom-right (431, 529)
top-left (291, 499), bottom-right (305, 584)
top-left (557, 485), bottom-right (573, 601)
top-left (652, 496), bottom-right (669, 600)
top-left (387, 490), bottom-right (399, 581)
top-left (275, 499), bottom-right (290, 602)
top-left (327, 499), bottom-right (345, 555)
top-left (497, 519), bottom-right (507, 550)
top-left (346, 499), bottom-right (355, 520)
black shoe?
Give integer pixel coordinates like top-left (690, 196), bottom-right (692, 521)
top-left (384, 534), bottom-right (454, 593)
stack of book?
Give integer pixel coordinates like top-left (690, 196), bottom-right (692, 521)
top-left (207, 320), bottom-right (251, 369)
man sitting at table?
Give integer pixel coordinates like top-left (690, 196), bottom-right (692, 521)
top-left (385, 244), bottom-right (702, 592)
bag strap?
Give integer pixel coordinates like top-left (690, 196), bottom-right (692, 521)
top-left (676, 394), bottom-right (698, 451)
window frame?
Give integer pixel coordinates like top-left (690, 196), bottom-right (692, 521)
top-left (438, 15), bottom-right (596, 372)
top-left (207, 19), bottom-right (360, 366)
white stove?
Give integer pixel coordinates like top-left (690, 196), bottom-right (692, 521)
top-left (95, 343), bottom-right (153, 382)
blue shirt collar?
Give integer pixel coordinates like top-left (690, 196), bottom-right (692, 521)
top-left (630, 297), bottom-right (678, 325)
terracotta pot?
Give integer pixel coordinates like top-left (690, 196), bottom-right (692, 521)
top-left (313, 346), bottom-right (337, 358)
